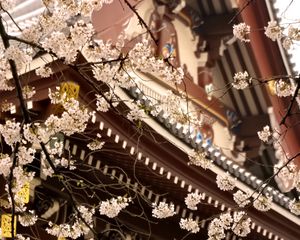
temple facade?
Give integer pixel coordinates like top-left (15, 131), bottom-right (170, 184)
top-left (0, 0), bottom-right (300, 239)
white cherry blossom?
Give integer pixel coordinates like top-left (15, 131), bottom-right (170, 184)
top-left (232, 211), bottom-right (251, 237)
top-left (216, 172), bottom-right (236, 191)
top-left (152, 202), bottom-right (176, 219)
top-left (232, 71), bottom-right (251, 90)
top-left (233, 23), bottom-right (251, 42)
top-left (275, 79), bottom-right (295, 97)
top-left (188, 150), bottom-right (212, 169)
top-left (179, 218), bottom-right (200, 233)
top-left (233, 190), bottom-right (251, 208)
top-left (99, 196), bottom-right (131, 218)
top-left (19, 211), bottom-right (38, 227)
top-left (264, 21), bottom-right (282, 41)
top-left (257, 125), bottom-right (272, 142)
top-left (253, 195), bottom-right (272, 212)
top-left (35, 66), bottom-right (53, 78)
top-left (184, 192), bottom-right (203, 210)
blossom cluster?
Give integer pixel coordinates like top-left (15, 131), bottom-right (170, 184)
top-left (179, 218), bottom-right (200, 233)
top-left (4, 45), bottom-right (32, 69)
top-left (46, 221), bottom-right (89, 239)
top-left (35, 66), bottom-right (53, 78)
top-left (233, 23), bottom-right (251, 42)
top-left (127, 102), bottom-right (145, 122)
top-left (232, 211), bottom-right (251, 237)
top-left (87, 134), bottom-right (105, 151)
top-left (184, 192), bottom-right (203, 210)
top-left (253, 195), bottom-right (272, 212)
top-left (275, 161), bottom-right (298, 184)
top-left (152, 90), bottom-right (200, 126)
top-left (207, 212), bottom-right (251, 239)
top-left (233, 190), bottom-right (251, 208)
top-left (235, 20), bottom-right (300, 50)
top-left (128, 39), bottom-right (184, 85)
top-left (19, 210), bottom-right (38, 227)
top-left (0, 119), bottom-right (21, 147)
top-left (232, 71), bottom-right (251, 90)
top-left (264, 21), bottom-right (282, 41)
top-left (152, 202), bottom-right (176, 219)
top-left (257, 125), bottom-right (272, 142)
top-left (275, 79), bottom-right (295, 97)
top-left (46, 205), bottom-right (94, 239)
top-left (0, 0), bottom-right (16, 10)
top-left (99, 196), bottom-right (131, 218)
top-left (188, 150), bottom-right (212, 169)
top-left (46, 89), bottom-right (91, 136)
top-left (95, 91), bottom-right (119, 112)
top-left (22, 85), bottom-right (36, 99)
top-left (208, 218), bottom-right (226, 240)
top-left (0, 154), bottom-right (12, 177)
top-left (216, 172), bottom-right (236, 191)
top-left (264, 22), bottom-right (300, 50)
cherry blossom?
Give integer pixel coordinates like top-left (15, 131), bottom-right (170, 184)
top-left (219, 213), bottom-right (233, 230)
top-left (5, 46), bottom-right (32, 69)
top-left (184, 192), bottom-right (203, 210)
top-left (152, 202), bottom-right (176, 219)
top-left (233, 190), bottom-right (251, 208)
top-left (99, 196), bottom-right (131, 218)
top-left (207, 218), bottom-right (226, 240)
top-left (0, 0), bottom-right (16, 11)
top-left (179, 218), bottom-right (200, 233)
top-left (257, 125), bottom-right (272, 142)
top-left (35, 66), bottom-right (53, 78)
top-left (275, 79), bottom-right (295, 97)
top-left (0, 119), bottom-right (21, 147)
top-left (0, 154), bottom-right (12, 177)
top-left (216, 172), bottom-right (236, 191)
top-left (232, 211), bottom-right (251, 237)
top-left (264, 21), bottom-right (282, 41)
top-left (253, 195), bottom-right (272, 212)
top-left (17, 146), bottom-right (36, 166)
top-left (22, 85), bottom-right (36, 99)
top-left (188, 150), bottom-right (212, 169)
top-left (19, 211), bottom-right (38, 227)
top-left (232, 71), bottom-right (252, 90)
top-left (127, 103), bottom-right (145, 122)
top-left (233, 23), bottom-right (251, 42)
top-left (87, 134), bottom-right (105, 151)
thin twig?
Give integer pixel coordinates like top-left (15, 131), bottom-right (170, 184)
top-left (123, 0), bottom-right (158, 45)
top-left (280, 78), bottom-right (300, 126)
top-left (229, 0), bottom-right (254, 24)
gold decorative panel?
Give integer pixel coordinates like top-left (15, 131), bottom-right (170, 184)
top-left (1, 214), bottom-right (17, 238)
top-left (60, 82), bottom-right (80, 100)
top-left (16, 182), bottom-right (30, 204)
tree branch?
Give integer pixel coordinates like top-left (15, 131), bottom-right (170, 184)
top-left (280, 78), bottom-right (300, 126)
top-left (123, 0), bottom-right (158, 45)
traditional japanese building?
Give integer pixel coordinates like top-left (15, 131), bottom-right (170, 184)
top-left (1, 0), bottom-right (300, 240)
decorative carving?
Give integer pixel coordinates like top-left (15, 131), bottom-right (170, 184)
top-left (60, 82), bottom-right (80, 100)
top-left (1, 214), bottom-right (17, 238)
top-left (54, 81), bottom-right (80, 114)
top-left (16, 182), bottom-right (30, 204)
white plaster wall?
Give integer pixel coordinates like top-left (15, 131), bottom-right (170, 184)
top-left (124, 0), bottom-right (155, 39)
top-left (172, 18), bottom-right (199, 84)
